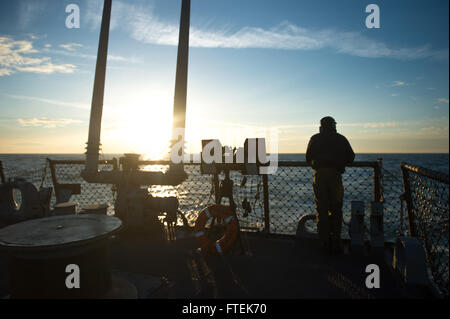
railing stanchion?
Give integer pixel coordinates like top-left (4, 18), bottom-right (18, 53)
top-left (48, 158), bottom-right (59, 199)
top-left (400, 163), bottom-right (417, 237)
top-left (374, 160), bottom-right (382, 202)
top-left (263, 174), bottom-right (270, 233)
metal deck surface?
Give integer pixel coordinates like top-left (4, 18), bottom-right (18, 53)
top-left (106, 227), bottom-right (432, 299)
top-left (0, 225), bottom-right (433, 299)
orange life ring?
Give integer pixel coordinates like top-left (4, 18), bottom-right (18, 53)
top-left (194, 204), bottom-right (239, 255)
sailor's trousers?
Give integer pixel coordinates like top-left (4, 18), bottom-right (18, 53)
top-left (313, 168), bottom-right (344, 248)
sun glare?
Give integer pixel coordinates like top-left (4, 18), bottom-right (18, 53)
top-left (105, 89), bottom-right (173, 160)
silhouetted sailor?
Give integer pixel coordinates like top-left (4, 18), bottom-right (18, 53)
top-left (306, 117), bottom-right (355, 254)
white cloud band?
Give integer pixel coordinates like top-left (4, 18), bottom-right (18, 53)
top-left (0, 36), bottom-right (76, 77)
top-left (17, 117), bottom-right (82, 128)
top-left (93, 1), bottom-right (449, 62)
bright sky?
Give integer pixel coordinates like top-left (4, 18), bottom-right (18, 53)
top-left (0, 0), bottom-right (448, 157)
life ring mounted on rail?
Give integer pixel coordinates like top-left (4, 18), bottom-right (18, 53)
top-left (194, 204), bottom-right (239, 255)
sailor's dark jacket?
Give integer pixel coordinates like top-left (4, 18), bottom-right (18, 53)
top-left (306, 131), bottom-right (355, 173)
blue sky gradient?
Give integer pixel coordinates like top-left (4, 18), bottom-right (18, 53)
top-left (0, 0), bottom-right (448, 156)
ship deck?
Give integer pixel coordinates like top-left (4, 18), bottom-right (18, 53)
top-left (0, 225), bottom-right (434, 299)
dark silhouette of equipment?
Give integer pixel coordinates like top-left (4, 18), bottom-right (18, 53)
top-left (81, 0), bottom-right (192, 228)
top-left (0, 177), bottom-right (52, 224)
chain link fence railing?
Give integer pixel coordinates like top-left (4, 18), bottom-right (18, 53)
top-left (45, 159), bottom-right (116, 214)
top-left (269, 162), bottom-right (382, 238)
top-left (1, 157), bottom-right (411, 241)
top-left (1, 158), bottom-right (408, 241)
top-left (2, 158), bottom-right (408, 239)
top-left (401, 163), bottom-right (449, 298)
top-left (380, 164), bottom-right (408, 240)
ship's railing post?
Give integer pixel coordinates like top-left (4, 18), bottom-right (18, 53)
top-left (373, 159), bottom-right (382, 202)
top-left (400, 163), bottom-right (417, 237)
top-left (263, 174), bottom-right (270, 233)
top-left (48, 158), bottom-right (59, 199)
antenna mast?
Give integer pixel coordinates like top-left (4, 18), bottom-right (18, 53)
top-left (85, 0), bottom-right (112, 175)
top-left (170, 0), bottom-right (191, 167)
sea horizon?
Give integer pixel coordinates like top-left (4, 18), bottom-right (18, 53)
top-left (1, 153), bottom-right (448, 175)
top-left (0, 152), bottom-right (448, 155)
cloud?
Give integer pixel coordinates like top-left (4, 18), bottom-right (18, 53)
top-left (437, 98), bottom-right (449, 104)
top-left (59, 43), bottom-right (84, 52)
top-left (48, 49), bottom-right (140, 63)
top-left (5, 94), bottom-right (89, 109)
top-left (97, 1), bottom-right (449, 62)
top-left (360, 122), bottom-right (403, 129)
top-left (48, 41), bottom-right (140, 63)
top-left (286, 120), bottom-right (444, 130)
top-left (392, 81), bottom-right (408, 87)
top-left (17, 117), bottom-right (82, 128)
top-left (0, 36), bottom-right (76, 76)
top-left (419, 125), bottom-right (449, 137)
top-left (0, 68), bottom-right (13, 76)
top-left (14, 63), bottom-right (75, 74)
top-left (243, 121), bottom-right (408, 130)
top-left (80, 0), bottom-right (448, 62)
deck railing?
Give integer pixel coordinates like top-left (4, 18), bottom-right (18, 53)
top-left (43, 158), bottom-right (406, 241)
top-left (401, 163), bottom-right (449, 298)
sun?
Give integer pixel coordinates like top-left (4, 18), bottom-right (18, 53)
top-left (104, 89), bottom-right (174, 160)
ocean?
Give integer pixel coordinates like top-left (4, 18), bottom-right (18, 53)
top-left (1, 153), bottom-right (448, 177)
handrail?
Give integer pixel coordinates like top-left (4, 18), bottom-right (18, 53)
top-left (48, 159), bottom-right (379, 168)
top-left (47, 159), bottom-right (383, 231)
top-left (401, 162), bottom-right (449, 185)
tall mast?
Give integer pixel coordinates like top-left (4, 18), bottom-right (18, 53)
top-left (85, 0), bottom-right (112, 175)
top-left (171, 0), bottom-right (191, 164)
